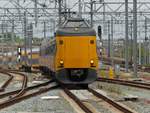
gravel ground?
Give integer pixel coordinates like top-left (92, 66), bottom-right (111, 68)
top-left (1, 71), bottom-right (149, 113)
top-left (90, 81), bottom-right (150, 113)
top-left (0, 72), bottom-right (76, 113)
top-left (0, 73), bottom-right (9, 86)
top-left (0, 89), bottom-right (76, 113)
top-left (89, 101), bottom-right (112, 113)
top-left (3, 72), bottom-right (48, 92)
top-left (4, 72), bottom-right (32, 92)
top-left (71, 90), bottom-right (115, 113)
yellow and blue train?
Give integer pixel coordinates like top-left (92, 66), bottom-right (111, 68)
top-left (39, 18), bottom-right (98, 85)
top-left (18, 48), bottom-right (39, 71)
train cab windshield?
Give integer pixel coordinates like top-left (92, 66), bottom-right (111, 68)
top-left (62, 18), bottom-right (90, 28)
top-left (56, 18), bottom-right (96, 36)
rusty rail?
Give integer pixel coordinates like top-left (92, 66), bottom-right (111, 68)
top-left (8, 69), bottom-right (40, 73)
top-left (64, 87), bottom-right (135, 113)
top-left (88, 88), bottom-right (135, 113)
top-left (0, 82), bottom-right (58, 110)
top-left (7, 71), bottom-right (28, 98)
top-left (0, 78), bottom-right (57, 110)
top-left (0, 71), bottom-right (13, 92)
top-left (0, 80), bottom-right (54, 99)
top-left (97, 77), bottom-right (150, 90)
top-left (63, 88), bottom-right (93, 113)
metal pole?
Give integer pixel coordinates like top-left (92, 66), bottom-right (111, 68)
top-left (30, 23), bottom-right (33, 68)
top-left (139, 35), bottom-right (141, 65)
top-left (108, 20), bottom-right (110, 57)
top-left (133, 0), bottom-right (138, 77)
top-left (24, 11), bottom-right (27, 65)
top-left (64, 0), bottom-right (67, 20)
top-left (11, 20), bottom-right (15, 64)
top-left (90, 0), bottom-right (93, 28)
top-left (34, 0), bottom-right (38, 27)
top-left (5, 23), bottom-right (8, 43)
top-left (149, 40), bottom-right (150, 64)
top-left (68, 9), bottom-right (71, 18)
top-left (44, 21), bottom-right (46, 39)
top-left (125, 0), bottom-right (129, 72)
top-left (53, 20), bottom-right (56, 33)
top-left (144, 17), bottom-right (148, 65)
top-left (78, 0), bottom-right (82, 18)
top-left (130, 20), bottom-right (133, 62)
top-left (12, 20), bottom-right (15, 44)
top-left (1, 22), bottom-right (4, 65)
top-left (58, 0), bottom-right (62, 26)
top-left (103, 0), bottom-right (106, 35)
top-left (111, 16), bottom-right (114, 66)
top-left (17, 0), bottom-right (21, 21)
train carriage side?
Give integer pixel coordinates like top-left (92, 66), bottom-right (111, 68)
top-left (39, 39), bottom-right (56, 74)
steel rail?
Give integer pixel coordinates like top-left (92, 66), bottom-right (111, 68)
top-left (8, 71), bottom-right (28, 98)
top-left (63, 88), bottom-right (93, 113)
top-left (97, 77), bottom-right (150, 90)
top-left (0, 80), bottom-right (54, 99)
top-left (99, 56), bottom-right (150, 72)
top-left (0, 69), bottom-right (59, 110)
top-left (0, 83), bottom-right (59, 110)
top-left (98, 77), bottom-right (150, 86)
top-left (88, 88), bottom-right (135, 113)
top-left (3, 69), bottom-right (41, 74)
top-left (0, 71), bottom-right (13, 92)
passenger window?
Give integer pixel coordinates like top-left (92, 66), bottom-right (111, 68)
top-left (90, 40), bottom-right (94, 44)
top-left (59, 40), bottom-right (63, 45)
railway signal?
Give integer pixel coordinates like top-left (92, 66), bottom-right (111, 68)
top-left (17, 47), bottom-right (22, 62)
top-left (17, 47), bottom-right (21, 55)
top-left (98, 25), bottom-right (103, 56)
top-left (98, 25), bottom-right (102, 40)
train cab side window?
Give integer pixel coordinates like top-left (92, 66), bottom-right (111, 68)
top-left (45, 46), bottom-right (49, 55)
top-left (40, 47), bottom-right (41, 55)
top-left (51, 44), bottom-right (56, 54)
top-left (59, 40), bottom-right (63, 45)
top-left (43, 41), bottom-right (56, 55)
top-left (90, 40), bottom-right (94, 44)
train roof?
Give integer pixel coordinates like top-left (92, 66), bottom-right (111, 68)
top-left (56, 18), bottom-right (96, 36)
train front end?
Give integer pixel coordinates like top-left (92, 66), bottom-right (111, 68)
top-left (55, 19), bottom-right (98, 85)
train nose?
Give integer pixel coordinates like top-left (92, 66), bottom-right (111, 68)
top-left (56, 69), bottom-right (97, 84)
top-left (70, 69), bottom-right (84, 77)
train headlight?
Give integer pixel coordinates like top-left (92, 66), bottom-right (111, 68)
top-left (60, 60), bottom-right (64, 65)
top-left (75, 28), bottom-right (79, 31)
top-left (90, 60), bottom-right (94, 64)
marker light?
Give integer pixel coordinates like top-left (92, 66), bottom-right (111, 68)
top-left (75, 28), bottom-right (79, 31)
top-left (60, 60), bottom-right (64, 65)
top-left (90, 60), bottom-right (94, 64)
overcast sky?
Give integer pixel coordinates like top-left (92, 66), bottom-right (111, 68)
top-left (0, 0), bottom-right (150, 40)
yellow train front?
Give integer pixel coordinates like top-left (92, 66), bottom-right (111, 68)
top-left (40, 18), bottom-right (98, 85)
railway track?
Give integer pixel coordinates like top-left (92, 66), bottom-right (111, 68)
top-left (0, 79), bottom-right (58, 110)
top-left (64, 88), bottom-right (93, 113)
top-left (63, 87), bottom-right (136, 113)
top-left (0, 71), bottom-right (13, 92)
top-left (8, 71), bottom-right (28, 97)
top-left (0, 69), bottom-right (146, 112)
top-left (0, 70), bottom-right (59, 110)
top-left (100, 56), bottom-right (150, 72)
top-left (0, 71), bottom-right (28, 109)
top-left (3, 69), bottom-right (41, 74)
top-left (97, 77), bottom-right (150, 90)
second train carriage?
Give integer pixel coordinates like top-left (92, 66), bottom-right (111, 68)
top-left (40, 18), bottom-right (98, 85)
top-left (18, 48), bottom-right (39, 71)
